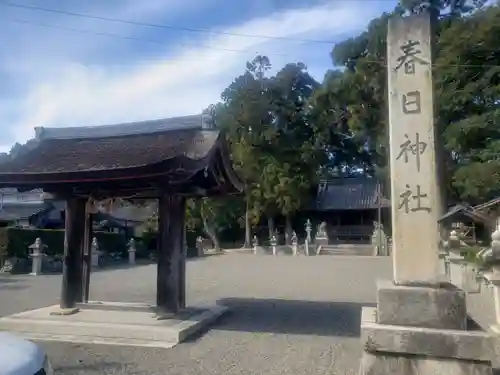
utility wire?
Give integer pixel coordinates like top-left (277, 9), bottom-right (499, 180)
top-left (5, 17), bottom-right (500, 70)
top-left (0, 1), bottom-right (336, 45)
top-left (4, 18), bottom-right (290, 57)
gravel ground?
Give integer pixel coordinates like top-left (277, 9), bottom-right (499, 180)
top-left (2, 254), bottom-right (393, 375)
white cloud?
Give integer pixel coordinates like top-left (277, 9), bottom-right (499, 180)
top-left (0, 1), bottom-right (393, 152)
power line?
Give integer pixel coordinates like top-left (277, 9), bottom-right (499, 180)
top-left (5, 17), bottom-right (499, 70)
top-left (4, 18), bottom-right (290, 57)
top-left (0, 1), bottom-right (336, 45)
top-left (4, 14), bottom-right (500, 70)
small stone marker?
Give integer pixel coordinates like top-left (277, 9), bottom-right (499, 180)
top-left (291, 231), bottom-right (298, 256)
top-left (29, 238), bottom-right (45, 276)
top-left (270, 235), bottom-right (277, 256)
top-left (127, 238), bottom-right (136, 265)
top-left (196, 236), bottom-right (204, 257)
top-left (481, 219), bottom-right (500, 331)
top-left (305, 219), bottom-right (312, 243)
top-left (252, 235), bottom-right (258, 255)
top-left (91, 237), bottom-right (99, 267)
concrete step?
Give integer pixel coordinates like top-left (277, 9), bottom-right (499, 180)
top-left (317, 245), bottom-right (375, 256)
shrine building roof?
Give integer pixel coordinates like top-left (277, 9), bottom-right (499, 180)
top-left (0, 115), bottom-right (244, 198)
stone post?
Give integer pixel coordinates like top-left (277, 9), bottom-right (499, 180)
top-left (305, 219), bottom-right (312, 244)
top-left (445, 229), bottom-right (466, 287)
top-left (480, 218), bottom-right (500, 333)
top-left (291, 231), bottom-right (298, 256)
top-left (358, 13), bottom-right (493, 375)
top-left (252, 235), bottom-right (258, 255)
top-left (196, 236), bottom-right (204, 257)
top-left (127, 238), bottom-right (136, 266)
top-left (270, 235), bottom-right (277, 256)
top-left (29, 238), bottom-right (44, 276)
top-left (487, 267), bottom-right (500, 334)
top-left (91, 237), bottom-right (99, 268)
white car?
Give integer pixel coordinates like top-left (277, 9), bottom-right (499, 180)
top-left (0, 333), bottom-right (53, 375)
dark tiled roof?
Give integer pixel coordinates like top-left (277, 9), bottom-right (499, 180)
top-left (0, 203), bottom-right (49, 221)
top-left (0, 125), bottom-right (219, 174)
top-left (313, 177), bottom-right (390, 211)
top-left (34, 115), bottom-right (205, 140)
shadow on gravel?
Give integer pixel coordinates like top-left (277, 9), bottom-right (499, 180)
top-left (216, 298), bottom-right (375, 338)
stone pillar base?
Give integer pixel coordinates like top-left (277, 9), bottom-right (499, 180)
top-left (359, 351), bottom-right (491, 375)
top-left (358, 280), bottom-right (494, 375)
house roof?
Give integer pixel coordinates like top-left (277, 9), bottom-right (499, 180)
top-left (312, 177), bottom-right (390, 211)
top-left (108, 203), bottom-right (156, 222)
top-left (0, 202), bottom-right (50, 221)
top-left (0, 115), bottom-right (244, 197)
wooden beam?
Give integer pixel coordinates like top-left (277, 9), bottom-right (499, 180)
top-left (156, 194), bottom-right (186, 314)
top-left (60, 197), bottom-right (86, 309)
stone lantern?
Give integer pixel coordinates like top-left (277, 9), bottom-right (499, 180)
top-left (127, 238), bottom-right (136, 265)
top-left (291, 231), bottom-right (298, 256)
top-left (29, 238), bottom-right (45, 276)
top-left (270, 235), bottom-right (277, 256)
top-left (252, 235), bottom-right (258, 255)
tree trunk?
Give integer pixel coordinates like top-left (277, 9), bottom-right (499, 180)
top-left (267, 217), bottom-right (275, 240)
top-left (202, 215), bottom-right (220, 251)
top-left (243, 198), bottom-right (251, 248)
top-left (285, 215), bottom-right (293, 245)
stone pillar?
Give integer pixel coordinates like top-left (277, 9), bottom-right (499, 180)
top-left (196, 236), bottom-right (204, 257)
top-left (29, 238), bottom-right (44, 276)
top-left (156, 194), bottom-right (185, 316)
top-left (358, 13), bottom-right (493, 375)
top-left (90, 237), bottom-right (99, 268)
top-left (305, 219), bottom-right (312, 244)
top-left (388, 19), bottom-right (441, 285)
top-left (480, 220), bottom-right (500, 333)
top-left (291, 231), bottom-right (298, 256)
top-left (305, 219), bottom-right (312, 256)
top-left (60, 197), bottom-right (86, 311)
top-left (486, 265), bottom-right (500, 334)
top-left (270, 235), bottom-right (277, 256)
top-left (252, 235), bottom-right (258, 255)
top-left (128, 238), bottom-right (136, 266)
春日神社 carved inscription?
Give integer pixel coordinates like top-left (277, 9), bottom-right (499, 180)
top-left (396, 133), bottom-right (428, 172)
top-left (398, 184), bottom-right (431, 214)
top-left (394, 39), bottom-right (429, 75)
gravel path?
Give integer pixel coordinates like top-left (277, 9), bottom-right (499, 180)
top-left (0, 254), bottom-right (392, 375)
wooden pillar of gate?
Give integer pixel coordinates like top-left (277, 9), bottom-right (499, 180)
top-left (60, 197), bottom-right (86, 310)
top-left (156, 194), bottom-right (186, 315)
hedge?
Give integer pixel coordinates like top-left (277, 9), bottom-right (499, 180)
top-left (0, 227), bottom-right (127, 261)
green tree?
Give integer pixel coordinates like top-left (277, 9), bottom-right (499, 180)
top-left (316, 0), bottom-right (493, 203)
top-left (215, 55), bottom-right (274, 246)
top-left (437, 4), bottom-right (500, 202)
top-left (254, 62), bottom-right (323, 242)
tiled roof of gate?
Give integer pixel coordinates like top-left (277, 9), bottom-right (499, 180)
top-left (313, 177), bottom-right (390, 211)
top-left (0, 115), bottom-right (220, 174)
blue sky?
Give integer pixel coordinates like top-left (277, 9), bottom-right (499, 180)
top-left (0, 0), bottom-right (397, 152)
